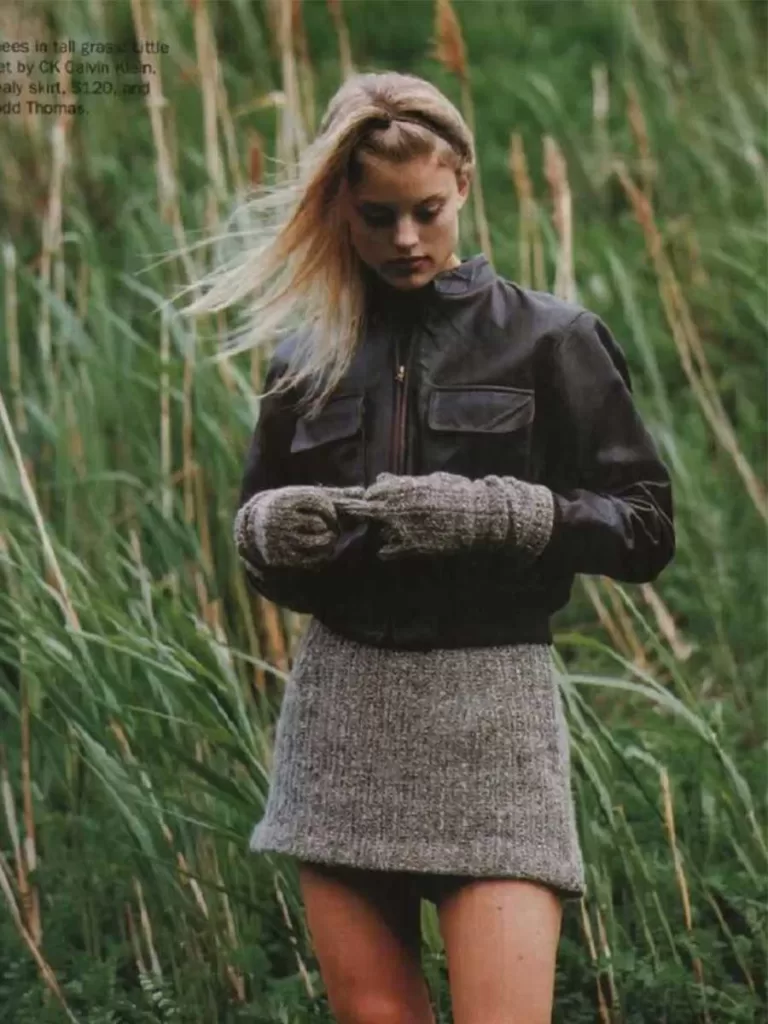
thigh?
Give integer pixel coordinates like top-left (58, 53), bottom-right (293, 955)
top-left (297, 860), bottom-right (435, 1024)
top-left (437, 877), bottom-right (563, 1024)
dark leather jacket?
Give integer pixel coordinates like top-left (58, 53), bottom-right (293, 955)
top-left (237, 253), bottom-right (675, 650)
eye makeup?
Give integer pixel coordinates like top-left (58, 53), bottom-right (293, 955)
top-left (358, 201), bottom-right (445, 228)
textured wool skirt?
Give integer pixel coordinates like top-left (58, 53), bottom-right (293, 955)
top-left (249, 616), bottom-right (586, 901)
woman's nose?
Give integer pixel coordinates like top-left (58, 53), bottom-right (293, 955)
top-left (392, 216), bottom-right (419, 247)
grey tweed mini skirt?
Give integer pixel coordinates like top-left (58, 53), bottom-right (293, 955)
top-left (249, 616), bottom-right (586, 901)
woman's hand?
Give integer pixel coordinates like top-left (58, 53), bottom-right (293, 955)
top-left (338, 471), bottom-right (555, 562)
top-left (234, 484), bottom-right (365, 569)
top-left (337, 472), bottom-right (507, 560)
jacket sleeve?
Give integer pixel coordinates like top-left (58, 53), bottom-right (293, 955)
top-left (236, 352), bottom-right (322, 614)
top-left (533, 311), bottom-right (675, 583)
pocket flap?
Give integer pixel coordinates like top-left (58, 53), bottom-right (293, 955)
top-left (290, 393), bottom-right (364, 453)
top-left (427, 386), bottom-right (534, 433)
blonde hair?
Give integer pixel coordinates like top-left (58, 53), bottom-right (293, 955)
top-left (173, 71), bottom-right (475, 417)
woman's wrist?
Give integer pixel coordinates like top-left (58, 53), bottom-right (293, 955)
top-left (484, 476), bottom-right (556, 561)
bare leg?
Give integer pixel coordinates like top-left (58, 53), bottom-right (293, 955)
top-left (297, 860), bottom-right (436, 1024)
top-left (438, 877), bottom-right (563, 1024)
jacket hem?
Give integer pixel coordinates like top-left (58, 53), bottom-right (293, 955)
top-left (311, 606), bottom-right (554, 650)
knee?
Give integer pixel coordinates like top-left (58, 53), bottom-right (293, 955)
top-left (336, 994), bottom-right (433, 1024)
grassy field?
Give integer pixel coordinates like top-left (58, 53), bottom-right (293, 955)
top-left (0, 0), bottom-right (766, 1020)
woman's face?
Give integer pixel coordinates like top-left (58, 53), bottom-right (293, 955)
top-left (344, 150), bottom-right (470, 291)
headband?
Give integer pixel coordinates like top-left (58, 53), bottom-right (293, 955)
top-left (364, 112), bottom-right (470, 161)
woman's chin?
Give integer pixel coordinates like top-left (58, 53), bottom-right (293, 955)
top-left (388, 276), bottom-right (428, 291)
top-left (379, 263), bottom-right (434, 289)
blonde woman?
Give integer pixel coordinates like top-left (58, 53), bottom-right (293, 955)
top-left (182, 72), bottom-right (675, 1024)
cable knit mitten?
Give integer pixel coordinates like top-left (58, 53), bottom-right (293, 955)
top-left (340, 471), bottom-right (554, 562)
top-left (234, 485), bottom-right (365, 570)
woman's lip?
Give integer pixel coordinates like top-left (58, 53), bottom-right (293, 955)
top-left (388, 257), bottom-right (427, 267)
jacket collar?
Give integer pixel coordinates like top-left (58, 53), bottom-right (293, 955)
top-left (430, 253), bottom-right (496, 298)
top-left (362, 253), bottom-right (496, 322)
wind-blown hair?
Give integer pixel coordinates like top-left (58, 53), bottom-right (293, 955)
top-left (173, 71), bottom-right (475, 418)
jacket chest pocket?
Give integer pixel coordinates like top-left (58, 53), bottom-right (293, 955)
top-left (289, 392), bottom-right (365, 487)
top-left (423, 385), bottom-right (535, 480)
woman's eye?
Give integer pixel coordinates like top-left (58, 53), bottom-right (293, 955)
top-left (362, 212), bottom-right (393, 227)
top-left (361, 206), bottom-right (442, 228)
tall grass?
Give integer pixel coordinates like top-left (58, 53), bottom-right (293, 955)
top-left (0, 0), bottom-right (765, 1020)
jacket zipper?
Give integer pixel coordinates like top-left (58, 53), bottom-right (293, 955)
top-left (385, 330), bottom-right (411, 645)
top-left (391, 330), bottom-right (413, 474)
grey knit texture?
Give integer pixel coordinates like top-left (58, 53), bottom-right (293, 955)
top-left (234, 485), bottom-right (365, 569)
top-left (234, 473), bottom-right (555, 570)
top-left (493, 474), bottom-right (556, 563)
top-left (339, 471), bottom-right (555, 563)
top-left (249, 616), bottom-right (586, 901)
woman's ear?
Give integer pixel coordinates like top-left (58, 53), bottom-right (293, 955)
top-left (456, 171), bottom-right (471, 209)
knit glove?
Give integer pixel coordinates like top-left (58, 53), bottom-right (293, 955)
top-left (234, 484), bottom-right (365, 570)
top-left (339, 471), bottom-right (555, 562)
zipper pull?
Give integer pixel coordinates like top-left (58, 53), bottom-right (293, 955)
top-left (395, 364), bottom-right (405, 382)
